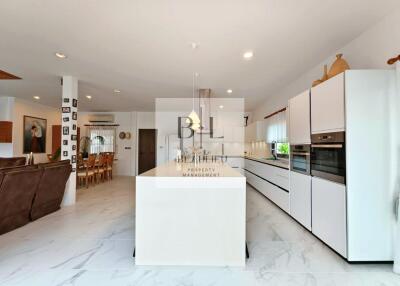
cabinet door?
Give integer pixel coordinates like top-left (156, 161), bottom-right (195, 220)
top-left (311, 73), bottom-right (345, 134)
top-left (289, 172), bottom-right (311, 230)
top-left (312, 177), bottom-right (347, 258)
top-left (289, 90), bottom-right (310, 144)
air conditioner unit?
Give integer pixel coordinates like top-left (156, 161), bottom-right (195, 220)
top-left (88, 114), bottom-right (115, 123)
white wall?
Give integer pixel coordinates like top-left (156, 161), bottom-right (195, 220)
top-left (252, 8), bottom-right (400, 120)
top-left (78, 111), bottom-right (137, 176)
top-left (12, 98), bottom-right (61, 163)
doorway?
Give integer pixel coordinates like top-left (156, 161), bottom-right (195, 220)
top-left (138, 129), bottom-right (157, 174)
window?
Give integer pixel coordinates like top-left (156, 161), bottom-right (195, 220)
top-left (277, 142), bottom-right (289, 155)
top-left (88, 127), bottom-right (116, 154)
top-left (265, 110), bottom-right (287, 143)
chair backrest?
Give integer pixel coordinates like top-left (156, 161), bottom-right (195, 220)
top-left (31, 162), bottom-right (72, 220)
top-left (0, 168), bottom-right (42, 234)
top-left (0, 157), bottom-right (26, 168)
top-left (106, 153), bottom-right (114, 166)
top-left (98, 154), bottom-right (107, 167)
top-left (87, 154), bottom-right (97, 169)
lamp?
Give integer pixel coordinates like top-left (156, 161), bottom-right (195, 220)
top-left (186, 72), bottom-right (200, 131)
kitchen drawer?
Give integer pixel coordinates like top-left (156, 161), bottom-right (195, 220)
top-left (245, 159), bottom-right (289, 190)
top-left (244, 170), bottom-right (289, 213)
top-left (226, 157), bottom-right (244, 169)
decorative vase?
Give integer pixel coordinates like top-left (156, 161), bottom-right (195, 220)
top-left (328, 54), bottom-right (350, 78)
top-left (312, 65), bottom-right (329, 87)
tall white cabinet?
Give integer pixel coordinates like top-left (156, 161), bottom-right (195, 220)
top-left (311, 73), bottom-right (345, 134)
top-left (288, 90), bottom-right (311, 144)
top-left (312, 177), bottom-right (347, 258)
top-left (289, 172), bottom-right (311, 230)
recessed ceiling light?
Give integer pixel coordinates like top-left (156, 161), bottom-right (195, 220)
top-left (243, 51), bottom-right (254, 60)
top-left (190, 42), bottom-right (199, 49)
top-left (86, 95), bottom-right (92, 99)
top-left (33, 96), bottom-right (40, 100)
top-left (113, 89), bottom-right (121, 93)
top-left (55, 52), bottom-right (67, 59)
top-left (227, 89), bottom-right (233, 94)
top-left (219, 105), bottom-right (224, 109)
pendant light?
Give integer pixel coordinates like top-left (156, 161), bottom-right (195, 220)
top-left (186, 72), bottom-right (200, 131)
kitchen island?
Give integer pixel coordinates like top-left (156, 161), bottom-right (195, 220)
top-left (135, 161), bottom-right (246, 266)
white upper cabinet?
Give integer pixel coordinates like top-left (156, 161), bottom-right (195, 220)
top-left (311, 72), bottom-right (345, 134)
top-left (288, 90), bottom-right (311, 144)
top-left (245, 121), bottom-right (266, 142)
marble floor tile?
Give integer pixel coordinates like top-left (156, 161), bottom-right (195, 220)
top-left (0, 176), bottom-right (398, 286)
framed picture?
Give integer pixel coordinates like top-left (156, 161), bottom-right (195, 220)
top-left (72, 124), bottom-right (76, 130)
top-left (63, 98), bottom-right (70, 103)
top-left (63, 140), bottom-right (68, 145)
top-left (72, 99), bottom-right (78, 107)
top-left (72, 112), bottom-right (77, 120)
top-left (62, 107), bottom-right (71, 113)
top-left (71, 135), bottom-right (77, 141)
top-left (63, 126), bottom-right (69, 135)
top-left (23, 116), bottom-right (47, 154)
top-left (72, 145), bottom-right (76, 151)
top-left (63, 151), bottom-right (68, 157)
top-left (71, 155), bottom-right (76, 163)
top-left (63, 117), bottom-right (69, 122)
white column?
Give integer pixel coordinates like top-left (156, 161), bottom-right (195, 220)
top-left (394, 63), bottom-right (400, 274)
top-left (61, 76), bottom-right (78, 206)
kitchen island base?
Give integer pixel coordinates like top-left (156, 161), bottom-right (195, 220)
top-left (135, 162), bottom-right (246, 267)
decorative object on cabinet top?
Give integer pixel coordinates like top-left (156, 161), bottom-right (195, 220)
top-left (119, 132), bottom-right (126, 139)
top-left (125, 132), bottom-right (131, 139)
top-left (328, 54), bottom-right (350, 78)
top-left (387, 54), bottom-right (400, 65)
top-left (312, 65), bottom-right (329, 87)
top-left (312, 54), bottom-right (350, 87)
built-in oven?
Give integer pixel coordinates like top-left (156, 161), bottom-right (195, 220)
top-left (290, 144), bottom-right (311, 175)
top-left (311, 131), bottom-right (346, 184)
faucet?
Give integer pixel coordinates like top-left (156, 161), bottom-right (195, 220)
top-left (271, 141), bottom-right (277, 160)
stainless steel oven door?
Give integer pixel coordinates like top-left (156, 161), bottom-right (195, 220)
top-left (311, 143), bottom-right (346, 184)
top-left (290, 145), bottom-right (310, 175)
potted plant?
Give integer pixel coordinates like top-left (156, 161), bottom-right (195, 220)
top-left (79, 136), bottom-right (91, 158)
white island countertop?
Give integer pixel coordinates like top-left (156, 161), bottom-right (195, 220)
top-left (139, 161), bottom-right (244, 177)
top-left (136, 161), bottom-right (246, 266)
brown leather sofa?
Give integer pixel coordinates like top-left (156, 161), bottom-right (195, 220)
top-left (31, 160), bottom-right (72, 220)
top-left (0, 160), bottom-right (72, 235)
top-left (0, 157), bottom-right (26, 168)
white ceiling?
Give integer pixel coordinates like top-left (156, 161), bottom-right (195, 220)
top-left (0, 0), bottom-right (399, 112)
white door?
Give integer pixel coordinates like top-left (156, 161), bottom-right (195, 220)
top-left (289, 171), bottom-right (311, 230)
top-left (311, 73), bottom-right (345, 134)
top-left (289, 90), bottom-right (311, 144)
top-left (312, 177), bottom-right (347, 258)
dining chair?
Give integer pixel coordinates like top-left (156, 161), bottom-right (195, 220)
top-left (106, 153), bottom-right (114, 180)
top-left (77, 154), bottom-right (96, 188)
top-left (95, 154), bottom-right (107, 183)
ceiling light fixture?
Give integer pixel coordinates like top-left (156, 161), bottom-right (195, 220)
top-left (243, 51), bottom-right (254, 60)
top-left (190, 42), bottom-right (199, 49)
top-left (33, 96), bottom-right (40, 100)
top-left (219, 105), bottom-right (224, 109)
top-left (186, 72), bottom-right (201, 131)
top-left (227, 89), bottom-right (233, 94)
top-left (55, 52), bottom-right (67, 59)
top-left (86, 95), bottom-right (92, 99)
top-left (113, 89), bottom-right (121, 93)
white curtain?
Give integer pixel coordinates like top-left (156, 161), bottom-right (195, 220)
top-left (87, 126), bottom-right (116, 154)
top-left (266, 110), bottom-right (287, 143)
